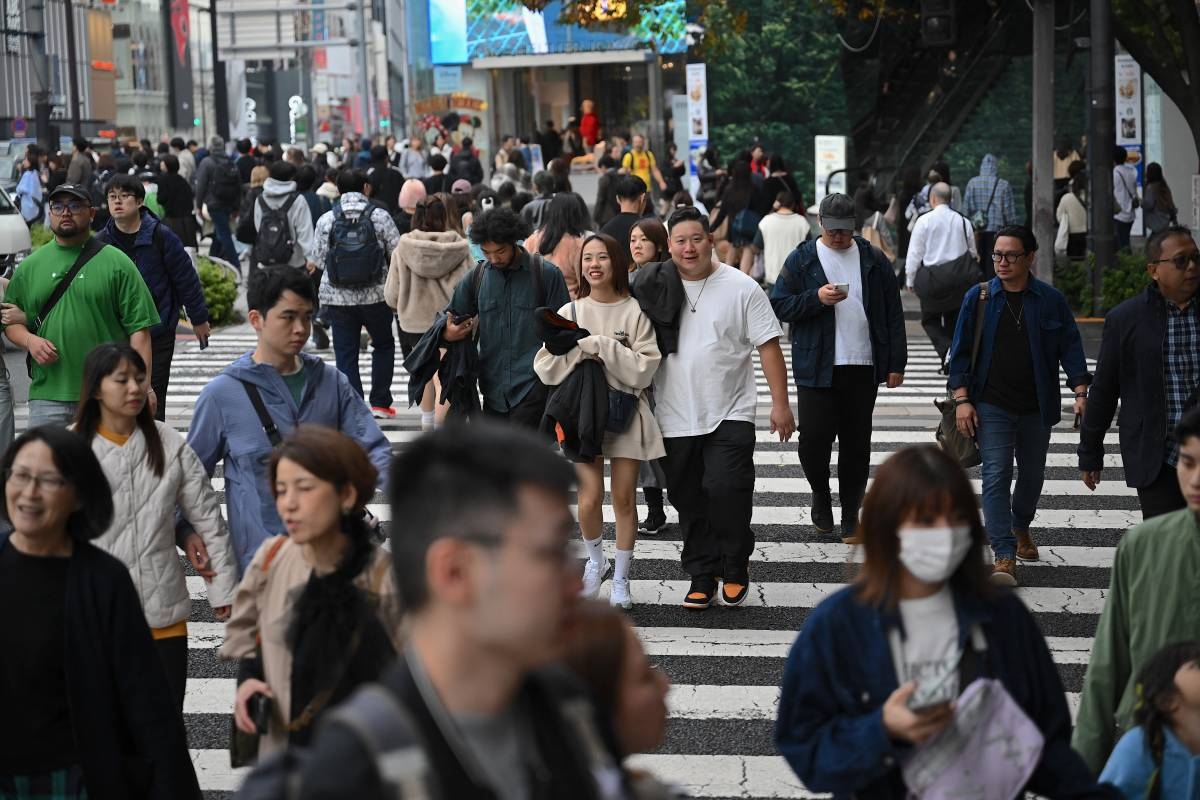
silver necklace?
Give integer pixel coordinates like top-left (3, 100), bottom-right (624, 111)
top-left (1004, 294), bottom-right (1024, 329)
top-left (684, 276), bottom-right (710, 313)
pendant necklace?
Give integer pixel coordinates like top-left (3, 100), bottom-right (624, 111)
top-left (1005, 295), bottom-right (1024, 329)
top-left (684, 276), bottom-right (710, 313)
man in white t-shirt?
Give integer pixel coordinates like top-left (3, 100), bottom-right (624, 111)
top-left (752, 190), bottom-right (811, 288)
top-left (770, 193), bottom-right (907, 543)
top-left (635, 205), bottom-right (796, 610)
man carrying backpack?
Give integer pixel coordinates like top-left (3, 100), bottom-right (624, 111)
top-left (253, 161), bottom-right (314, 271)
top-left (194, 136), bottom-right (244, 266)
top-left (307, 169), bottom-right (401, 418)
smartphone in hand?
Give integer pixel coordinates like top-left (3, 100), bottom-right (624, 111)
top-left (833, 283), bottom-right (850, 294)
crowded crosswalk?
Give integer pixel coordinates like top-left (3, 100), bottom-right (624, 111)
top-left (116, 326), bottom-right (1120, 799)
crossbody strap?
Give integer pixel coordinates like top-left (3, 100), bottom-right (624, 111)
top-left (237, 379), bottom-right (284, 448)
top-left (968, 283), bottom-right (990, 374)
top-left (983, 177), bottom-right (999, 219)
top-left (31, 236), bottom-right (104, 333)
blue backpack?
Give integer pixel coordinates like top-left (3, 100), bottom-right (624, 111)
top-left (325, 201), bottom-right (385, 288)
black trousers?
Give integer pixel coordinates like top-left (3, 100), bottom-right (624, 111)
top-left (920, 307), bottom-right (960, 367)
top-left (661, 420), bottom-right (756, 583)
top-left (796, 366), bottom-right (879, 533)
top-left (150, 329), bottom-right (177, 422)
top-left (155, 635), bottom-right (188, 712)
top-left (482, 382), bottom-right (550, 433)
top-left (1138, 462), bottom-right (1186, 520)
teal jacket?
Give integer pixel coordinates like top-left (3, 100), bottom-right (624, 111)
top-left (446, 247), bottom-right (569, 412)
top-left (1073, 509), bottom-right (1200, 772)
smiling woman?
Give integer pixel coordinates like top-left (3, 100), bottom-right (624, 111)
top-left (0, 426), bottom-right (202, 798)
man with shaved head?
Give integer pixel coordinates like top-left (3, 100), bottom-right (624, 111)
top-left (905, 180), bottom-right (979, 365)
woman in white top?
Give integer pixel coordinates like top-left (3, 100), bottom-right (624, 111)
top-left (534, 234), bottom-right (665, 609)
top-left (1054, 173), bottom-right (1088, 260)
top-left (72, 342), bottom-right (238, 710)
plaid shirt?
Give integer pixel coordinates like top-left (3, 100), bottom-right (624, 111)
top-left (963, 175), bottom-right (1017, 232)
top-left (1163, 296), bottom-right (1200, 465)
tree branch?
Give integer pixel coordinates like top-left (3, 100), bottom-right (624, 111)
top-left (1166, 0), bottom-right (1200, 92)
top-left (1124, 0), bottom-right (1186, 78)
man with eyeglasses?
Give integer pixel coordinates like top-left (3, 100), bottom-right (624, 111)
top-left (947, 225), bottom-right (1090, 586)
top-left (1079, 225), bottom-right (1200, 518)
top-left (1, 184), bottom-right (159, 428)
top-left (771, 192), bottom-right (907, 545)
top-left (96, 174), bottom-right (212, 421)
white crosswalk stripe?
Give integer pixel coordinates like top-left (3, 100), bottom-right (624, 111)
top-left (149, 330), bottom-right (1121, 798)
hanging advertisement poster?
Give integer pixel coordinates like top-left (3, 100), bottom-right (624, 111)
top-left (1115, 54), bottom-right (1144, 232)
top-left (685, 63), bottom-right (708, 185)
top-left (814, 135), bottom-right (847, 205)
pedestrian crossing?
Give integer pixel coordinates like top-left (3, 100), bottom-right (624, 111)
top-left (141, 329), bottom-right (1123, 799)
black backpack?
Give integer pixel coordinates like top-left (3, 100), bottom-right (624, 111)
top-left (253, 194), bottom-right (298, 266)
top-left (326, 201), bottom-right (386, 288)
top-left (211, 159), bottom-right (242, 208)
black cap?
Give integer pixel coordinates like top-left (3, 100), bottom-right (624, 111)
top-left (818, 192), bottom-right (855, 231)
top-left (48, 184), bottom-right (92, 205)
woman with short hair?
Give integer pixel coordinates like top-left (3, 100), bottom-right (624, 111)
top-left (0, 427), bottom-right (201, 798)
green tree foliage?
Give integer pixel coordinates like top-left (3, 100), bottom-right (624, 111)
top-left (705, 0), bottom-right (850, 202)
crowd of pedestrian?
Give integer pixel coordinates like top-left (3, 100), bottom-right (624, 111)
top-left (0, 119), bottom-right (1198, 800)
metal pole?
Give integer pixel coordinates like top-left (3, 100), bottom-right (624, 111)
top-left (356, 0), bottom-right (372, 138)
top-left (63, 0), bottom-right (82, 138)
top-left (1032, 0), bottom-right (1055, 285)
top-left (647, 55), bottom-right (665, 166)
top-left (212, 0), bottom-right (230, 141)
top-left (28, 0), bottom-right (54, 153)
top-left (1089, 0), bottom-right (1115, 313)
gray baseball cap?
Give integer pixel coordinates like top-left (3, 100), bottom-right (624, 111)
top-left (818, 193), bottom-right (856, 231)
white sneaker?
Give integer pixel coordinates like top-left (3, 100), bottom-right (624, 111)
top-left (581, 559), bottom-right (611, 598)
top-left (609, 577), bottom-right (633, 609)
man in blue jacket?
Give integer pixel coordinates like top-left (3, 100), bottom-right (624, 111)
top-left (1079, 225), bottom-right (1200, 519)
top-left (184, 266), bottom-right (392, 572)
top-left (770, 193), bottom-right (907, 544)
top-left (98, 173), bottom-right (211, 420)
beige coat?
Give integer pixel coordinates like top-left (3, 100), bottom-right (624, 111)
top-left (383, 230), bottom-right (473, 333)
top-left (218, 536), bottom-right (404, 755)
top-left (523, 229), bottom-right (585, 299)
top-left (534, 295), bottom-right (666, 461)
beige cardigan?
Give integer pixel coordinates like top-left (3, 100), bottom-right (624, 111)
top-left (534, 295), bottom-right (666, 461)
top-left (218, 536), bottom-right (404, 755)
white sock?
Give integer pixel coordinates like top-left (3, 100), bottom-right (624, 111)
top-left (614, 548), bottom-right (634, 581)
top-left (420, 411), bottom-right (435, 426)
top-left (583, 536), bottom-right (605, 566)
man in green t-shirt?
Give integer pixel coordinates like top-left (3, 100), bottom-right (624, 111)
top-left (2, 184), bottom-right (160, 427)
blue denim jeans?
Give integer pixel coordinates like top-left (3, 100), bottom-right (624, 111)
top-left (26, 399), bottom-right (77, 429)
top-left (327, 302), bottom-right (395, 409)
top-left (208, 207), bottom-right (239, 267)
top-left (976, 402), bottom-right (1052, 559)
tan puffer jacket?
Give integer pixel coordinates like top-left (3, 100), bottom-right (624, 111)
top-left (384, 230), bottom-right (473, 334)
top-left (88, 421), bottom-right (238, 628)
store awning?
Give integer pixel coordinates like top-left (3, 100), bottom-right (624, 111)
top-left (471, 49), bottom-right (654, 69)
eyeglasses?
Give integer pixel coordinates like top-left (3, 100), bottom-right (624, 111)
top-left (106, 192), bottom-right (139, 203)
top-left (5, 468), bottom-right (68, 493)
top-left (991, 251), bottom-right (1028, 263)
top-left (1148, 251), bottom-right (1200, 271)
top-left (48, 201), bottom-right (89, 215)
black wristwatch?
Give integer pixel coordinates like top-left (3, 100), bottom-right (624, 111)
top-left (953, 396), bottom-right (972, 407)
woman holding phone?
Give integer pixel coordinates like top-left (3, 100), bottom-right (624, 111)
top-left (775, 446), bottom-right (1111, 798)
top-left (534, 233), bottom-right (665, 609)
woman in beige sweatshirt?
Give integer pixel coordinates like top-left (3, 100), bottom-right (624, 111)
top-left (384, 196), bottom-right (473, 428)
top-left (534, 233), bottom-right (665, 610)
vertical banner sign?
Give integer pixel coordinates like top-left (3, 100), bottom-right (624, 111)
top-left (166, 0), bottom-right (195, 129)
top-left (814, 135), bottom-right (847, 205)
top-left (1114, 54), bottom-right (1144, 233)
top-left (685, 63), bottom-right (708, 186)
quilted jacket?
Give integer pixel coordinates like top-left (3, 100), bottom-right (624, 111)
top-left (88, 421), bottom-right (238, 628)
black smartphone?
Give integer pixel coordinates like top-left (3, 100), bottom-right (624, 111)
top-left (199, 336), bottom-right (209, 351)
top-left (248, 692), bottom-right (273, 735)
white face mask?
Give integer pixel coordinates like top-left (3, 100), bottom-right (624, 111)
top-left (897, 525), bottom-right (973, 584)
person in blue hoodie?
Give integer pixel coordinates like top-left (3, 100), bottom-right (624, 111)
top-left (182, 266), bottom-right (392, 572)
top-left (97, 173), bottom-right (211, 421)
top-left (775, 445), bottom-right (1116, 799)
top-left (1100, 641), bottom-right (1200, 800)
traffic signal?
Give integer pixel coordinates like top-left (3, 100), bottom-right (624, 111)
top-left (193, 117), bottom-right (201, 127)
top-left (921, 0), bottom-right (956, 47)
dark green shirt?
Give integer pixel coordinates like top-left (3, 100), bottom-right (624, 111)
top-left (448, 248), bottom-right (569, 412)
top-left (282, 368), bottom-right (307, 407)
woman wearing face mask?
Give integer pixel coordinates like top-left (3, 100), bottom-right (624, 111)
top-left (775, 445), bottom-right (1114, 799)
top-left (562, 602), bottom-right (682, 799)
top-left (220, 425), bottom-right (403, 756)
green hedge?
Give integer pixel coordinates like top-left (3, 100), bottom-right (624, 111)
top-left (29, 225), bottom-right (52, 250)
top-left (1054, 251), bottom-right (1151, 316)
top-left (196, 256), bottom-right (238, 327)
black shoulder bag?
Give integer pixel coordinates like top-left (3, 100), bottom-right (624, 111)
top-left (934, 283), bottom-right (990, 468)
top-left (238, 379), bottom-right (284, 449)
top-left (25, 236), bottom-right (105, 378)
